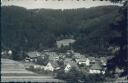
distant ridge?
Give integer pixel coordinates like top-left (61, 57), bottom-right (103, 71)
top-left (1, 0), bottom-right (122, 9)
top-left (1, 5), bottom-right (120, 54)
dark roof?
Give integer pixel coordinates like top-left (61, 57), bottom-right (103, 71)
top-left (73, 53), bottom-right (85, 59)
top-left (64, 58), bottom-right (79, 69)
top-left (49, 61), bottom-right (59, 68)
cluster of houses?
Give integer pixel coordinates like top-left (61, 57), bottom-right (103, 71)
top-left (1, 39), bottom-right (127, 81)
top-left (24, 50), bottom-right (108, 74)
top-left (1, 49), bottom-right (13, 58)
top-left (1, 39), bottom-right (111, 75)
top-left (1, 49), bottom-right (13, 56)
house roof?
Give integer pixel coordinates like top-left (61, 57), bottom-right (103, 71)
top-left (44, 52), bottom-right (58, 56)
top-left (27, 52), bottom-right (41, 58)
top-left (115, 67), bottom-right (124, 73)
top-left (76, 58), bottom-right (88, 62)
top-left (48, 52), bottom-right (59, 60)
top-left (88, 57), bottom-right (101, 62)
top-left (88, 57), bottom-right (96, 60)
top-left (73, 53), bottom-right (85, 59)
top-left (90, 63), bottom-right (102, 70)
top-left (49, 61), bottom-right (59, 68)
top-left (100, 57), bottom-right (107, 63)
top-left (64, 58), bottom-right (79, 69)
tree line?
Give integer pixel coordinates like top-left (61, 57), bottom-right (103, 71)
top-left (1, 5), bottom-right (120, 56)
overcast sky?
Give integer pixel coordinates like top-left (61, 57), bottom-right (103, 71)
top-left (1, 0), bottom-right (122, 9)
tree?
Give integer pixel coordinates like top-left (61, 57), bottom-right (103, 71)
top-left (56, 67), bottom-right (82, 83)
top-left (107, 0), bottom-right (128, 77)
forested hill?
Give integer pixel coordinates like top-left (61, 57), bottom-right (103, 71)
top-left (1, 6), bottom-right (120, 56)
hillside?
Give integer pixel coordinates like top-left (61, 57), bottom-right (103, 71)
top-left (1, 58), bottom-right (63, 82)
top-left (1, 6), bottom-right (120, 56)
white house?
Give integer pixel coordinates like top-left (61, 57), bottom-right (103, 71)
top-left (1, 50), bottom-right (13, 56)
top-left (8, 50), bottom-right (12, 55)
top-left (64, 63), bottom-right (72, 72)
top-left (44, 61), bottom-right (60, 72)
top-left (44, 62), bottom-right (54, 71)
top-left (64, 58), bottom-right (79, 72)
top-left (1, 51), bottom-right (4, 55)
top-left (75, 58), bottom-right (90, 66)
top-left (89, 63), bottom-right (105, 74)
top-left (100, 57), bottom-right (107, 66)
top-left (24, 57), bottom-right (31, 62)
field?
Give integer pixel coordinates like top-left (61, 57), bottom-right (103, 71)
top-left (1, 58), bottom-right (64, 82)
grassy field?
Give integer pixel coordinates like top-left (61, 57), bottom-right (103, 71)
top-left (1, 58), bottom-right (64, 82)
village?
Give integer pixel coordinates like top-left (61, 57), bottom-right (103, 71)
top-left (24, 50), bottom-right (108, 74)
top-left (1, 38), bottom-right (116, 76)
top-left (21, 39), bottom-right (110, 76)
top-left (2, 38), bottom-right (121, 78)
top-left (1, 0), bottom-right (127, 82)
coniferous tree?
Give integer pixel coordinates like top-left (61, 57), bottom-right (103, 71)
top-left (107, 0), bottom-right (128, 77)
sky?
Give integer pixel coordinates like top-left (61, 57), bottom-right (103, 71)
top-left (1, 0), bottom-right (122, 9)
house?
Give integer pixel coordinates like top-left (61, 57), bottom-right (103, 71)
top-left (40, 53), bottom-right (46, 59)
top-left (88, 57), bottom-right (97, 65)
top-left (24, 57), bottom-right (31, 62)
top-left (44, 61), bottom-right (60, 71)
top-left (25, 51), bottom-right (41, 62)
top-left (1, 49), bottom-right (13, 58)
top-left (44, 52), bottom-right (56, 56)
top-left (100, 57), bottom-right (107, 66)
top-left (64, 58), bottom-right (79, 72)
top-left (108, 46), bottom-right (120, 54)
top-left (64, 63), bottom-right (72, 72)
top-left (73, 52), bottom-right (85, 59)
top-left (8, 50), bottom-right (13, 55)
top-left (1, 49), bottom-right (12, 56)
top-left (72, 52), bottom-right (90, 66)
top-left (47, 52), bottom-right (60, 61)
top-left (89, 62), bottom-right (105, 74)
top-left (58, 53), bottom-right (66, 59)
top-left (1, 50), bottom-right (7, 57)
top-left (66, 50), bottom-right (74, 55)
top-left (75, 58), bottom-right (90, 66)
top-left (56, 39), bottom-right (76, 48)
top-left (114, 67), bottom-right (124, 78)
top-left (1, 51), bottom-right (5, 55)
